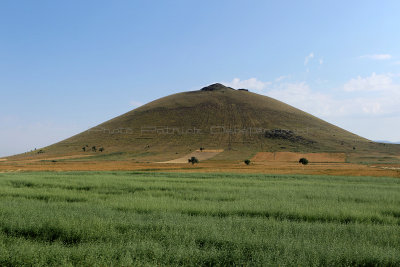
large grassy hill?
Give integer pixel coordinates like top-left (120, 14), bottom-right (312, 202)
top-left (16, 83), bottom-right (400, 161)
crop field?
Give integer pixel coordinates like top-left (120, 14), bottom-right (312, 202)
top-left (0, 172), bottom-right (399, 266)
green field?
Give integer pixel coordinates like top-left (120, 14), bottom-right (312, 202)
top-left (0, 172), bottom-right (399, 266)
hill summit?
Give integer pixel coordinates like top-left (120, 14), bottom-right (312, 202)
top-left (201, 83), bottom-right (234, 91)
top-left (37, 83), bottom-right (387, 161)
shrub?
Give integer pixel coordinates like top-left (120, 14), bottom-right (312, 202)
top-left (99, 147), bottom-right (104, 152)
top-left (299, 158), bottom-right (309, 165)
top-left (244, 159), bottom-right (251, 165)
top-left (188, 157), bottom-right (199, 165)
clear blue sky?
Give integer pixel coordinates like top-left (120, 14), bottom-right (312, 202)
top-left (1, 1), bottom-right (400, 156)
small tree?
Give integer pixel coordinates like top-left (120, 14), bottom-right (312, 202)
top-left (92, 146), bottom-right (97, 152)
top-left (99, 147), bottom-right (104, 152)
top-left (82, 147), bottom-right (86, 152)
top-left (188, 156), bottom-right (199, 165)
top-left (244, 159), bottom-right (251, 165)
top-left (299, 158), bottom-right (309, 165)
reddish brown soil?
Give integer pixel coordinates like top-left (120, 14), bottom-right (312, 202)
top-left (0, 159), bottom-right (399, 178)
top-left (252, 152), bottom-right (346, 162)
top-left (160, 150), bottom-right (223, 163)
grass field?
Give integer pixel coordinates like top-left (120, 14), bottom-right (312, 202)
top-left (0, 171), bottom-right (399, 266)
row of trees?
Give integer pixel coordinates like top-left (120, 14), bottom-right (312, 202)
top-left (243, 158), bottom-right (309, 165)
top-left (189, 158), bottom-right (309, 165)
top-left (82, 145), bottom-right (104, 152)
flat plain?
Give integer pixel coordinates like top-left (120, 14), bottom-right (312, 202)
top-left (0, 171), bottom-right (399, 266)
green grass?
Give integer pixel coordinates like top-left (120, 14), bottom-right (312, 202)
top-left (0, 171), bottom-right (399, 266)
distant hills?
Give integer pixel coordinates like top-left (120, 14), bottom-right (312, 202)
top-left (374, 140), bottom-right (400, 145)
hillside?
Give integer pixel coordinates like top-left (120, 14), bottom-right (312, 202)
top-left (15, 83), bottom-right (400, 162)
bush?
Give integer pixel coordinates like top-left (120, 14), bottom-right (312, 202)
top-left (299, 158), bottom-right (309, 165)
top-left (188, 157), bottom-right (199, 165)
top-left (244, 159), bottom-right (251, 165)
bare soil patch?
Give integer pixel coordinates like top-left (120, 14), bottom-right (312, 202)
top-left (160, 150), bottom-right (224, 163)
top-left (9, 154), bottom-right (94, 163)
top-left (252, 152), bottom-right (346, 163)
top-left (39, 154), bottom-right (94, 161)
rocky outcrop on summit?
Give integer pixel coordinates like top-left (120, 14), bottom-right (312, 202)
top-left (200, 83), bottom-right (234, 91)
